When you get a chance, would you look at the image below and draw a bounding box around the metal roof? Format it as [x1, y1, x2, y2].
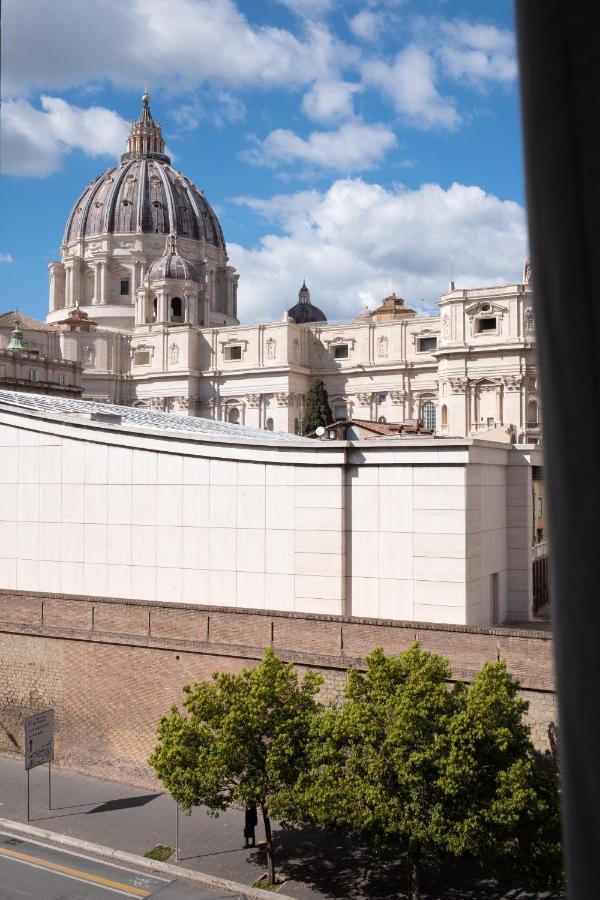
[0, 390, 311, 443]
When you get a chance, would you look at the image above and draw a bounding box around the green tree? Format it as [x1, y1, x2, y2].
[148, 649, 323, 886]
[302, 378, 333, 433]
[438, 661, 563, 891]
[278, 645, 562, 900]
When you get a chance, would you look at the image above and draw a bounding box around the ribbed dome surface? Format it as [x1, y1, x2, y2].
[64, 159, 225, 247]
[287, 301, 327, 324]
[146, 235, 200, 283]
[287, 281, 327, 323]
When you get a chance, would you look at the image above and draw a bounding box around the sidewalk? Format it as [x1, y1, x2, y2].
[0, 755, 559, 899]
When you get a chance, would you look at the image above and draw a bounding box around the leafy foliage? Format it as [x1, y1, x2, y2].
[303, 378, 333, 433]
[277, 645, 563, 898]
[148, 648, 323, 884]
[149, 643, 563, 897]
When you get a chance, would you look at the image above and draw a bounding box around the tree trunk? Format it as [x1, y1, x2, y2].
[261, 805, 275, 886]
[406, 850, 421, 900]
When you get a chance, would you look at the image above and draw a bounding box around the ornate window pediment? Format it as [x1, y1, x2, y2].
[323, 335, 356, 350]
[465, 300, 507, 319]
[219, 336, 249, 351]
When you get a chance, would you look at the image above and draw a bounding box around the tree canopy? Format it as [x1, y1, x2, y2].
[148, 648, 322, 885]
[276, 645, 563, 899]
[150, 644, 562, 897]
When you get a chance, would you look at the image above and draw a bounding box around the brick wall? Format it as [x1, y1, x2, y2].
[0, 590, 557, 784]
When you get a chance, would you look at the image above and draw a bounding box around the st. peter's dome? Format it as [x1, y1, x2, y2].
[63, 94, 225, 248]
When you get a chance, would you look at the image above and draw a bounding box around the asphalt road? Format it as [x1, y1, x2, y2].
[0, 831, 242, 900]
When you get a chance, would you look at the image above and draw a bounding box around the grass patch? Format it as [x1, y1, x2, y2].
[252, 875, 282, 892]
[144, 844, 174, 862]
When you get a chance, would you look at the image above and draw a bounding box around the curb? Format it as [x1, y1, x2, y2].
[0, 817, 295, 900]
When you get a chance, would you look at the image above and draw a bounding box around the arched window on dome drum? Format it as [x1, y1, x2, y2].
[422, 400, 436, 431]
[265, 418, 274, 431]
[170, 297, 183, 322]
[152, 297, 157, 323]
[228, 407, 240, 425]
[441, 404, 448, 428]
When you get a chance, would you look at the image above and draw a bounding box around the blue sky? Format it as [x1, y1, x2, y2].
[0, 0, 527, 324]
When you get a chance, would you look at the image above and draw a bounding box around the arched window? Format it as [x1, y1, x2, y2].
[228, 407, 240, 424]
[265, 417, 274, 431]
[527, 400, 539, 424]
[170, 297, 183, 321]
[294, 418, 300, 435]
[152, 297, 157, 322]
[422, 400, 436, 431]
[441, 404, 448, 427]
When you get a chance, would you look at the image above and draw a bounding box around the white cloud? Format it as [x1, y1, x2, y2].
[439, 20, 517, 86]
[241, 121, 397, 175]
[301, 80, 361, 124]
[229, 179, 527, 324]
[0, 253, 14, 264]
[2, 0, 346, 97]
[272, 0, 335, 17]
[1, 97, 129, 176]
[362, 46, 461, 129]
[348, 10, 382, 42]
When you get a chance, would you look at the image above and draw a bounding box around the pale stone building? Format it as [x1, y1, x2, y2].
[0, 312, 82, 398]
[40, 94, 539, 444]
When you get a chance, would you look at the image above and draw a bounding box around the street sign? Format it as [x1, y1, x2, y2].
[24, 709, 54, 771]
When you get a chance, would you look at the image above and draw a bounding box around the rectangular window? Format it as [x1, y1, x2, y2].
[30, 369, 39, 382]
[120, 279, 130, 296]
[224, 345, 242, 361]
[333, 344, 349, 359]
[0, 366, 5, 378]
[417, 336, 438, 353]
[334, 404, 347, 420]
[477, 317, 497, 332]
[134, 351, 151, 366]
[377, 392, 387, 402]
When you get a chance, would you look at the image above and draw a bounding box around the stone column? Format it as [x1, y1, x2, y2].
[496, 386, 503, 424]
[158, 290, 169, 323]
[469, 385, 477, 432]
[99, 261, 109, 304]
[64, 263, 73, 308]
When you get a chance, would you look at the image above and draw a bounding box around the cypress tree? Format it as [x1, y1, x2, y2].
[303, 379, 333, 433]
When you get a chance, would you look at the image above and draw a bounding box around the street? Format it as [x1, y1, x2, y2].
[0, 831, 241, 900]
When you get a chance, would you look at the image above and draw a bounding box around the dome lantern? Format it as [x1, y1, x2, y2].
[123, 92, 169, 163]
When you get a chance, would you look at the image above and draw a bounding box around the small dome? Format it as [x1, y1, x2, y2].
[146, 234, 199, 283]
[287, 281, 327, 324]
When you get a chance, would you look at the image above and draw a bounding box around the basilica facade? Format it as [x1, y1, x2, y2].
[43, 95, 539, 443]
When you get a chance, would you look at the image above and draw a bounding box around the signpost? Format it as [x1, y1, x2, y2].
[24, 709, 54, 821]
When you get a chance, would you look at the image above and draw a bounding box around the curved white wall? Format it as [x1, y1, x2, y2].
[0, 403, 537, 625]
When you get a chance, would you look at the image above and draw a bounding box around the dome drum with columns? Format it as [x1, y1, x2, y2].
[47, 94, 237, 331]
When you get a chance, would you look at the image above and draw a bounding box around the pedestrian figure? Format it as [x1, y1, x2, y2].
[244, 802, 257, 848]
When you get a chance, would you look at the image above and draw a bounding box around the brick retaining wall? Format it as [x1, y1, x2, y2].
[0, 590, 557, 783]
